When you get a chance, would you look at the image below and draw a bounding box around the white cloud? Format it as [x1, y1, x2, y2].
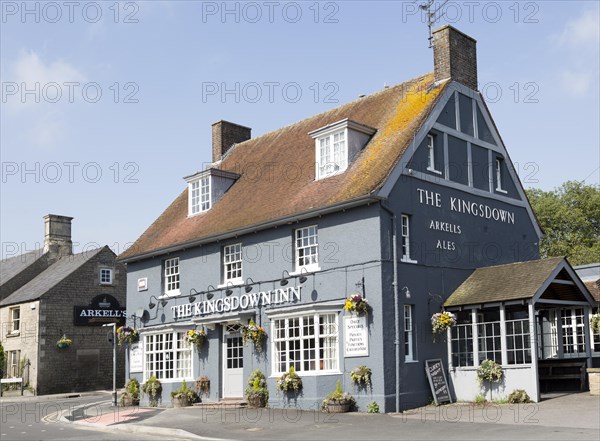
[554, 5, 600, 97]
[2, 51, 86, 149]
[556, 5, 600, 49]
[559, 70, 594, 97]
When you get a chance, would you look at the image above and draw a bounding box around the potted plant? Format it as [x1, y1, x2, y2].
[344, 294, 369, 315]
[185, 329, 207, 350]
[276, 366, 303, 394]
[350, 365, 372, 389]
[245, 369, 269, 408]
[120, 378, 140, 406]
[56, 335, 72, 349]
[170, 380, 199, 408]
[477, 359, 503, 400]
[142, 375, 162, 407]
[117, 326, 139, 347]
[431, 311, 456, 334]
[321, 380, 355, 413]
[195, 375, 210, 399]
[241, 320, 267, 352]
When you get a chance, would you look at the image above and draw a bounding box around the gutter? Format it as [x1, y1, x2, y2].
[379, 199, 401, 413]
[120, 195, 379, 264]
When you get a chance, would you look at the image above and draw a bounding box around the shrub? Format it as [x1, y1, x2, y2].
[507, 389, 532, 404]
[170, 379, 199, 403]
[367, 401, 379, 413]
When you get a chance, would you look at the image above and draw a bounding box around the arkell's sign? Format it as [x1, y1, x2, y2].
[74, 294, 126, 326]
[171, 286, 302, 319]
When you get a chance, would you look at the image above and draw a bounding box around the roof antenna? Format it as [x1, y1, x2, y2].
[420, 0, 449, 48]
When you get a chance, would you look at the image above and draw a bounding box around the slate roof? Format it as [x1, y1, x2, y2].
[1, 250, 45, 285]
[444, 257, 567, 307]
[120, 73, 448, 262]
[0, 247, 104, 307]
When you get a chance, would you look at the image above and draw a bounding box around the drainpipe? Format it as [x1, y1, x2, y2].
[381, 202, 400, 413]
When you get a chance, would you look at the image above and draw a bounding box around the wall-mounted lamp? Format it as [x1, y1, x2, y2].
[298, 268, 309, 284]
[280, 270, 291, 286]
[401, 286, 411, 299]
[189, 288, 199, 303]
[245, 278, 255, 293]
[205, 285, 216, 300]
[225, 281, 235, 296]
[148, 295, 168, 310]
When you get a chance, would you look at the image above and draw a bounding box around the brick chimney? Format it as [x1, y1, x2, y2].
[43, 214, 73, 257]
[433, 25, 478, 90]
[211, 120, 251, 163]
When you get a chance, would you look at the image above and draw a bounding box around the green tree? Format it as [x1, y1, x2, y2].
[0, 342, 5, 378]
[526, 181, 600, 266]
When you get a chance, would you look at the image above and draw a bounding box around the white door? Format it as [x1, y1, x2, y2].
[223, 325, 244, 398]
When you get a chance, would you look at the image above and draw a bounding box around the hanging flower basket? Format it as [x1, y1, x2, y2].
[431, 311, 456, 334]
[185, 329, 207, 349]
[350, 365, 372, 388]
[276, 366, 303, 394]
[241, 320, 267, 352]
[591, 312, 600, 335]
[116, 326, 139, 347]
[344, 294, 369, 316]
[56, 335, 72, 349]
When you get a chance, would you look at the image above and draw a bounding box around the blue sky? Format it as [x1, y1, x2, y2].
[1, 0, 599, 258]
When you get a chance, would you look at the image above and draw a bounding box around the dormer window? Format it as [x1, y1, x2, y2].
[318, 130, 347, 178]
[309, 119, 376, 181]
[190, 176, 211, 215]
[184, 169, 239, 217]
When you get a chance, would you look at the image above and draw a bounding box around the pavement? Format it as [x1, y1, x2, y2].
[5, 390, 599, 440]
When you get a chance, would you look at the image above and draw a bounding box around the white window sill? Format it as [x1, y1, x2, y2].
[217, 280, 244, 289]
[290, 267, 320, 276]
[495, 188, 508, 194]
[161, 290, 181, 299]
[7, 331, 20, 337]
[405, 359, 419, 363]
[269, 370, 342, 379]
[427, 167, 443, 175]
[400, 257, 418, 264]
[187, 210, 209, 218]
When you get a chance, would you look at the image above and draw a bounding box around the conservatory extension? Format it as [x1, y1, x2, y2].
[443, 257, 599, 402]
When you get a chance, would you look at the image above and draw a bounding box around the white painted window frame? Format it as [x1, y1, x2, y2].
[164, 257, 180, 296]
[271, 312, 340, 376]
[9, 306, 20, 334]
[223, 243, 243, 284]
[404, 305, 415, 361]
[316, 129, 348, 180]
[400, 214, 417, 263]
[99, 268, 113, 285]
[426, 134, 442, 174]
[143, 331, 192, 382]
[295, 225, 320, 272]
[495, 158, 507, 194]
[188, 176, 211, 216]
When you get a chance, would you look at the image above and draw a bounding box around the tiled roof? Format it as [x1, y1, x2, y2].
[0, 247, 104, 307]
[444, 257, 566, 307]
[0, 250, 45, 285]
[585, 281, 600, 303]
[121, 73, 447, 261]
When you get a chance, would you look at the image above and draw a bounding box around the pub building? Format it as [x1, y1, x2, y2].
[120, 26, 597, 411]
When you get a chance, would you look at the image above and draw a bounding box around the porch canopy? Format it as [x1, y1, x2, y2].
[444, 257, 596, 369]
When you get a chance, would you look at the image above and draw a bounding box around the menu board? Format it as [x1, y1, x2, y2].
[425, 359, 452, 405]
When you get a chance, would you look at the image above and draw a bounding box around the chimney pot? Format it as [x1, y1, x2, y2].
[43, 214, 73, 257]
[433, 25, 478, 90]
[212, 120, 251, 163]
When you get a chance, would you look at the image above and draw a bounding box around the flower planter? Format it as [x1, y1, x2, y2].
[56, 342, 70, 349]
[247, 395, 267, 408]
[325, 402, 351, 413]
[121, 395, 140, 406]
[171, 396, 191, 408]
[587, 368, 600, 396]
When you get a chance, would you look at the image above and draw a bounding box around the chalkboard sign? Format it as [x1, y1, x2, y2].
[425, 359, 452, 406]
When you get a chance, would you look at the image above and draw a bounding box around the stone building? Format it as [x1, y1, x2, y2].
[0, 215, 126, 395]
[120, 26, 596, 410]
